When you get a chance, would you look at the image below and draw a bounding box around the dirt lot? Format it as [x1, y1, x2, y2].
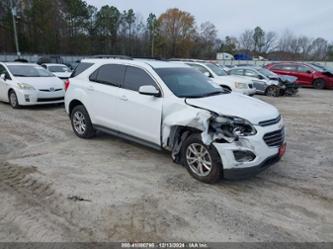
[0, 88, 332, 242]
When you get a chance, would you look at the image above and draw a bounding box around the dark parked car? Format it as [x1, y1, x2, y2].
[265, 62, 333, 89]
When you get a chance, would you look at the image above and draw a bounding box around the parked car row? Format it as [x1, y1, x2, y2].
[265, 62, 333, 89]
[0, 57, 287, 183]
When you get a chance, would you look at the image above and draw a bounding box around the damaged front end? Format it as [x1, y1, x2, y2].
[278, 75, 299, 96]
[163, 106, 257, 162]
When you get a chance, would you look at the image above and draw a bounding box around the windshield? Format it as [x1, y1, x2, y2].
[310, 64, 326, 72]
[48, 65, 71, 73]
[7, 65, 54, 77]
[204, 63, 227, 76]
[257, 68, 278, 78]
[155, 67, 226, 98]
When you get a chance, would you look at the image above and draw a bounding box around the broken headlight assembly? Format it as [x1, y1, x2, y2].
[212, 115, 257, 140]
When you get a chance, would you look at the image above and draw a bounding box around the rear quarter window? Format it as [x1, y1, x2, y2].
[71, 63, 93, 77]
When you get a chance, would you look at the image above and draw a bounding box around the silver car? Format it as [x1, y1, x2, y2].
[228, 66, 298, 97]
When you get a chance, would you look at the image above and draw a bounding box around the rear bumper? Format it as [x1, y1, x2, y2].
[223, 154, 281, 180]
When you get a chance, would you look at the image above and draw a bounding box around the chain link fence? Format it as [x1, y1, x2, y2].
[1, 53, 333, 68]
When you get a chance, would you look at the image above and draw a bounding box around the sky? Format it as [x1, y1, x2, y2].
[85, 0, 333, 41]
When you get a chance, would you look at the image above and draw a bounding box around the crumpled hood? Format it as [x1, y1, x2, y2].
[186, 93, 280, 125]
[15, 76, 64, 90]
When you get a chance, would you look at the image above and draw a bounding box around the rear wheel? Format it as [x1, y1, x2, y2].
[181, 134, 222, 183]
[313, 79, 326, 89]
[70, 105, 95, 138]
[265, 86, 280, 97]
[8, 90, 20, 109]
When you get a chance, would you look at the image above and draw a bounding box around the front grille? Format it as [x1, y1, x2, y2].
[263, 128, 285, 147]
[37, 97, 64, 102]
[259, 115, 281, 127]
[39, 88, 63, 92]
[249, 84, 253, 89]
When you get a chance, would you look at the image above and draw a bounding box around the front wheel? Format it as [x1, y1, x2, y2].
[9, 90, 20, 109]
[181, 134, 222, 183]
[70, 105, 95, 138]
[313, 79, 326, 89]
[265, 86, 280, 97]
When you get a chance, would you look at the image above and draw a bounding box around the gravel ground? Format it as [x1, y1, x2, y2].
[0, 88, 332, 242]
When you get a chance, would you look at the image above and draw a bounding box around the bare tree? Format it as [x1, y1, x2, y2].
[309, 38, 328, 60]
[239, 29, 254, 51]
[262, 31, 277, 53]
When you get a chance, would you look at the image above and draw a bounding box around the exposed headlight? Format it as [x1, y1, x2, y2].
[278, 82, 286, 88]
[235, 82, 248, 89]
[213, 115, 257, 137]
[17, 83, 35, 90]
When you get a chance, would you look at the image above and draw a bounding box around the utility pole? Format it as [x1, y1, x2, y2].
[9, 0, 20, 58]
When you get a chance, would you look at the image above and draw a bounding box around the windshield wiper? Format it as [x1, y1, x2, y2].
[184, 91, 224, 98]
[14, 74, 29, 77]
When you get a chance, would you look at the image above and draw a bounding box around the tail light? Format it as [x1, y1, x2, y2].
[64, 79, 70, 91]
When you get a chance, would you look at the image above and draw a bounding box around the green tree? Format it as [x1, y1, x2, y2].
[96, 5, 121, 53]
[147, 13, 157, 56]
[253, 26, 265, 53]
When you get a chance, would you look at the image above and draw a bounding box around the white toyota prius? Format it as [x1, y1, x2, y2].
[0, 62, 65, 108]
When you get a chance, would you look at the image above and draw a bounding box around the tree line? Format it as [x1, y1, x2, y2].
[0, 0, 332, 61]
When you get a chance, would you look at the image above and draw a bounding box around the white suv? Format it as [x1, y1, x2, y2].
[178, 61, 256, 96]
[65, 58, 286, 183]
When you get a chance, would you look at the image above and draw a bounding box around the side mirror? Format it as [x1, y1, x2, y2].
[203, 72, 211, 78]
[0, 73, 6, 81]
[41, 65, 47, 69]
[306, 70, 312, 74]
[257, 75, 265, 80]
[138, 85, 161, 97]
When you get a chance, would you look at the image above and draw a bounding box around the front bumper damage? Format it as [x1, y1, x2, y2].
[162, 105, 285, 179]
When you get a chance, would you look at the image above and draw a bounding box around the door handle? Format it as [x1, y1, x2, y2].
[87, 85, 94, 91]
[120, 95, 128, 101]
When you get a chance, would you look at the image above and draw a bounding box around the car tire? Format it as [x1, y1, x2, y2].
[181, 133, 222, 183]
[8, 90, 20, 109]
[265, 86, 280, 97]
[71, 105, 95, 138]
[313, 79, 326, 89]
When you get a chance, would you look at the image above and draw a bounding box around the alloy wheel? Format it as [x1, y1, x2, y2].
[10, 92, 18, 107]
[73, 111, 86, 135]
[186, 143, 212, 177]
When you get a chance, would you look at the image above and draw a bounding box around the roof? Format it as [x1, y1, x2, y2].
[233, 66, 262, 70]
[81, 58, 189, 69]
[42, 63, 68, 67]
[4, 62, 39, 66]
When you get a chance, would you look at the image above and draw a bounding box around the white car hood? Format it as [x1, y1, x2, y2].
[53, 72, 71, 78]
[186, 93, 279, 124]
[15, 77, 64, 90]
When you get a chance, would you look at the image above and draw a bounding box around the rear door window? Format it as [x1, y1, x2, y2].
[244, 70, 258, 78]
[122, 66, 158, 92]
[230, 69, 244, 76]
[91, 64, 126, 87]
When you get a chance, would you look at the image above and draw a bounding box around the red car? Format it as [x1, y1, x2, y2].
[265, 62, 333, 89]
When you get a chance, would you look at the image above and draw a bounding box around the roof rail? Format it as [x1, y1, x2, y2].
[134, 56, 167, 61]
[90, 55, 133, 60]
[168, 58, 206, 62]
